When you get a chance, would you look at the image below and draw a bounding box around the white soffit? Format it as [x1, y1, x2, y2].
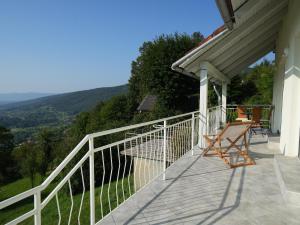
[174, 0, 288, 79]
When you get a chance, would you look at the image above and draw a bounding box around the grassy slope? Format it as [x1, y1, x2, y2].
[0, 176, 134, 225]
[0, 176, 43, 201]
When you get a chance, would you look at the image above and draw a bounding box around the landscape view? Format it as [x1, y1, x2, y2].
[0, 1, 276, 224]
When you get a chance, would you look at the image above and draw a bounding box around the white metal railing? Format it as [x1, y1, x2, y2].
[207, 105, 222, 135]
[0, 110, 205, 225]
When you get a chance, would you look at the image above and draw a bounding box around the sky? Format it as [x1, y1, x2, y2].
[0, 0, 273, 94]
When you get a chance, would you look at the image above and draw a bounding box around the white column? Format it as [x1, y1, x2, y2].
[280, 36, 300, 157]
[221, 82, 227, 126]
[198, 67, 208, 148]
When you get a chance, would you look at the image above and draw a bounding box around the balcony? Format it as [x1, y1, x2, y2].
[99, 136, 300, 225]
[1, 106, 299, 225]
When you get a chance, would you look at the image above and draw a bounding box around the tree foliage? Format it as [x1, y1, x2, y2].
[129, 32, 204, 117]
[0, 126, 17, 185]
[13, 142, 41, 187]
[36, 129, 57, 179]
[228, 60, 274, 104]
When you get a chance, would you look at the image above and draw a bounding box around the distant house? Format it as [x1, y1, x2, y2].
[137, 95, 157, 112]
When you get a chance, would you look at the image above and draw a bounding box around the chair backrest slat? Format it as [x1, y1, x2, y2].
[252, 107, 262, 123]
[237, 106, 247, 119]
[219, 122, 252, 140]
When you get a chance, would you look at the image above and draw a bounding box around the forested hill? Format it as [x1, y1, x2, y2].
[0, 84, 128, 142]
[0, 84, 128, 114]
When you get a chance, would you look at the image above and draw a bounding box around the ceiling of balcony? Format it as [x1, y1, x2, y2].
[172, 0, 288, 80]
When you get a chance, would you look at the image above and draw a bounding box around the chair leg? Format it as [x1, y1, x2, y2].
[223, 136, 255, 168]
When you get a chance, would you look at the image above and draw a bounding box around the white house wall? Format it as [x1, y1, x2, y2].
[275, 0, 300, 156]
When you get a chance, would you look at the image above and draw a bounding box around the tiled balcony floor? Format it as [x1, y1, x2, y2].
[98, 136, 300, 225]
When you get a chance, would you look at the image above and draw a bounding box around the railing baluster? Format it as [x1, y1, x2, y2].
[108, 147, 113, 212]
[34, 189, 41, 225]
[148, 134, 153, 183]
[89, 137, 95, 225]
[128, 139, 133, 196]
[116, 144, 121, 206]
[55, 193, 61, 225]
[122, 142, 126, 202]
[78, 166, 85, 225]
[191, 114, 195, 154]
[180, 122, 183, 156]
[163, 120, 167, 180]
[67, 179, 73, 225]
[133, 138, 137, 192]
[100, 150, 105, 218]
[153, 132, 158, 178]
[144, 135, 147, 185]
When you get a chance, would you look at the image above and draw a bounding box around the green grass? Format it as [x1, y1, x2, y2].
[0, 176, 134, 225]
[0, 176, 41, 202]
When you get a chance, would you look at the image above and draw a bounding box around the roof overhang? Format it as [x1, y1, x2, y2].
[172, 0, 288, 81]
[215, 0, 235, 30]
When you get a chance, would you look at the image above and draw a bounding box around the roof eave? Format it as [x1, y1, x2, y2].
[171, 28, 229, 78]
[215, 0, 235, 30]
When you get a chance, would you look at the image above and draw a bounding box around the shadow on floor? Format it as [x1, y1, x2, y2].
[123, 153, 247, 225]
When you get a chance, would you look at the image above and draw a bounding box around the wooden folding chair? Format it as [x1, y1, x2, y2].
[202, 122, 255, 168]
[260, 106, 274, 134]
[235, 106, 248, 122]
[250, 107, 263, 135]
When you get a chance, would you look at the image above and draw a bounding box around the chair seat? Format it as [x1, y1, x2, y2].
[203, 122, 255, 168]
[236, 118, 251, 122]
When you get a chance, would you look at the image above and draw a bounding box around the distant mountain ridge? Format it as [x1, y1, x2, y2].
[0, 93, 54, 105]
[0, 92, 55, 104]
[0, 84, 128, 143]
[0, 85, 128, 113]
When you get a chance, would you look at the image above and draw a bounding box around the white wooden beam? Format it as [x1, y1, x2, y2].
[200, 61, 230, 84]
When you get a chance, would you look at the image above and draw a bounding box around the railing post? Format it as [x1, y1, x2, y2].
[163, 120, 167, 180]
[191, 113, 195, 155]
[222, 82, 227, 126]
[89, 136, 95, 225]
[34, 189, 41, 225]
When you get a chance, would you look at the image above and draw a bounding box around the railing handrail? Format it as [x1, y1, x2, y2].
[227, 104, 272, 108]
[0, 110, 200, 212]
[90, 110, 200, 138]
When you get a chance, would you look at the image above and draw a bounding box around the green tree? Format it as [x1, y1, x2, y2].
[13, 142, 41, 187]
[36, 129, 56, 179]
[0, 126, 17, 185]
[227, 75, 256, 104]
[128, 32, 204, 118]
[227, 60, 274, 105]
[244, 60, 274, 104]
